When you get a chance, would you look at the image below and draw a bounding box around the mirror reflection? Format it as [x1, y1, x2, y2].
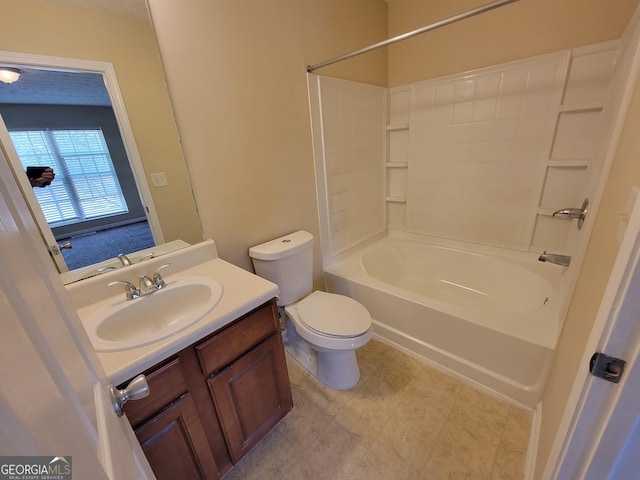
[0, 0, 204, 284]
[0, 68, 155, 272]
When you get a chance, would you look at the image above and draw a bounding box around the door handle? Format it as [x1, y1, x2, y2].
[110, 374, 150, 417]
[553, 198, 589, 230]
[48, 242, 71, 256]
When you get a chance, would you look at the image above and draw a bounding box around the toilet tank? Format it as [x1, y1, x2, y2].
[249, 231, 314, 306]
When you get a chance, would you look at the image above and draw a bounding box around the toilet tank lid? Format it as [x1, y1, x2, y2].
[249, 230, 314, 260]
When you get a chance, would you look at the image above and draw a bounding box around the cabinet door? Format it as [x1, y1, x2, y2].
[208, 334, 293, 462]
[123, 357, 188, 427]
[135, 393, 220, 480]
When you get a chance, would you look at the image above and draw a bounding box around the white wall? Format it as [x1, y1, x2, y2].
[309, 76, 387, 259]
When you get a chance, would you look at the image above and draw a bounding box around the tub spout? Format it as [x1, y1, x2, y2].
[538, 251, 571, 267]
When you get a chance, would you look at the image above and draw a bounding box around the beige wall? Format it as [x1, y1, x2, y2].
[147, 0, 388, 279]
[534, 44, 640, 479]
[0, 0, 202, 245]
[388, 0, 640, 86]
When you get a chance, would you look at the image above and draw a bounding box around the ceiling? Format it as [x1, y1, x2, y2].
[0, 68, 112, 107]
[0, 0, 150, 106]
[45, 0, 149, 22]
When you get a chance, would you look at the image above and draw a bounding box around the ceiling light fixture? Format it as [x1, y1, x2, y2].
[0, 67, 22, 84]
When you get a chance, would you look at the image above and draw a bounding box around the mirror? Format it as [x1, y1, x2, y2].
[0, 0, 204, 283]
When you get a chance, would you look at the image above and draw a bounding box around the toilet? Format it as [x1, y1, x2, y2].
[249, 230, 372, 390]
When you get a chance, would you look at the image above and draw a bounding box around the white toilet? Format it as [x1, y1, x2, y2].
[249, 230, 372, 390]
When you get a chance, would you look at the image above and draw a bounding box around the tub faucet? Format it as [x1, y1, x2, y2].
[538, 251, 571, 267]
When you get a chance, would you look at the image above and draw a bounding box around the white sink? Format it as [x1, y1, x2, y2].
[84, 276, 223, 352]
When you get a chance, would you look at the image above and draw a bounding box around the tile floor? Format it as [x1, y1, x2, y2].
[223, 339, 532, 480]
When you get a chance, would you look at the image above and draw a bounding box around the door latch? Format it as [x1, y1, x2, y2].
[589, 352, 626, 384]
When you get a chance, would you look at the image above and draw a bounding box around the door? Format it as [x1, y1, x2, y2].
[553, 191, 640, 479]
[0, 134, 154, 478]
[0, 113, 69, 272]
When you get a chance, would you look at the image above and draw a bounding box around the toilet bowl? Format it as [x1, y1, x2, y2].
[249, 231, 372, 390]
[284, 291, 372, 389]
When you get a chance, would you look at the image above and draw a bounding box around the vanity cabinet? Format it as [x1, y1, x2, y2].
[121, 299, 293, 479]
[205, 334, 292, 462]
[135, 392, 220, 479]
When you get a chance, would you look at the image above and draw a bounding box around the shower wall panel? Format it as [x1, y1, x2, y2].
[316, 77, 386, 255]
[405, 53, 568, 250]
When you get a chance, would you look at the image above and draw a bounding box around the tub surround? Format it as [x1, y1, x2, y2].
[309, 41, 619, 413]
[66, 239, 279, 385]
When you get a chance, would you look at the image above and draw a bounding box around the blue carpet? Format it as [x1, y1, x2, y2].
[60, 221, 155, 270]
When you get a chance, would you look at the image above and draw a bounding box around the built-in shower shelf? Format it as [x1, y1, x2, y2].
[386, 123, 410, 131]
[386, 195, 407, 203]
[547, 159, 589, 168]
[558, 102, 603, 113]
[386, 162, 408, 168]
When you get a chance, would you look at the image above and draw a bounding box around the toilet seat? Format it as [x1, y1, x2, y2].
[295, 291, 371, 338]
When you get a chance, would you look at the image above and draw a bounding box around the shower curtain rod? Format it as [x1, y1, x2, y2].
[306, 0, 520, 73]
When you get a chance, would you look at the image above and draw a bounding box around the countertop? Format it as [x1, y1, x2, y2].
[66, 239, 279, 386]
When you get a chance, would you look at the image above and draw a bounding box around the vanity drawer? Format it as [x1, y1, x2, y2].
[196, 302, 278, 377]
[122, 356, 189, 427]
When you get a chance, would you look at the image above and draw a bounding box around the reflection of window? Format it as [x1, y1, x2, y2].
[10, 129, 128, 226]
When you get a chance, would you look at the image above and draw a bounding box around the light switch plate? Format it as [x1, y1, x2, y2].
[151, 172, 168, 187]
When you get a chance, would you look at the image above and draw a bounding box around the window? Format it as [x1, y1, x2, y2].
[10, 129, 128, 226]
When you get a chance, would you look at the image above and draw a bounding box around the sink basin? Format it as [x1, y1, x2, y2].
[85, 275, 223, 352]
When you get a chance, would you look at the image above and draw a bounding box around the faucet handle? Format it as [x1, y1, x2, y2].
[552, 198, 589, 230]
[138, 252, 155, 262]
[153, 263, 172, 289]
[107, 280, 140, 300]
[97, 265, 117, 273]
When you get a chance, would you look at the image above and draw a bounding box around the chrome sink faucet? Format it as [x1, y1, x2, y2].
[138, 274, 158, 296]
[107, 263, 172, 300]
[117, 253, 132, 266]
[538, 251, 571, 267]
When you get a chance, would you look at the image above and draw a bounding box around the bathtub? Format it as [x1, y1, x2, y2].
[324, 234, 564, 407]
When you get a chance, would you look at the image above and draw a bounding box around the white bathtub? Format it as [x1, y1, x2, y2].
[324, 234, 564, 407]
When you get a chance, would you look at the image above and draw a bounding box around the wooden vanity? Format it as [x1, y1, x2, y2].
[120, 299, 292, 479]
[66, 240, 293, 479]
